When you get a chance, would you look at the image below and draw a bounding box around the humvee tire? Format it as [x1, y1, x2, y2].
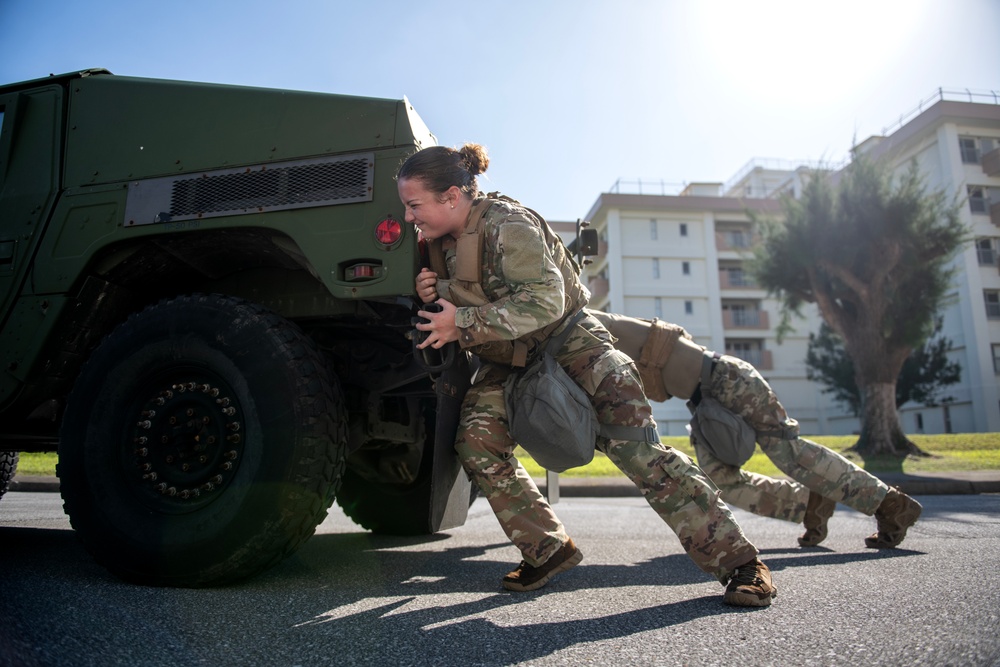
[0, 452, 18, 501]
[336, 464, 481, 536]
[336, 444, 438, 536]
[58, 294, 347, 587]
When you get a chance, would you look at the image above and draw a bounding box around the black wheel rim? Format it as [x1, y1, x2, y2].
[120, 366, 246, 514]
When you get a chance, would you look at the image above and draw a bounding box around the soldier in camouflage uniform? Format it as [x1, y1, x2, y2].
[593, 311, 923, 550]
[398, 143, 776, 607]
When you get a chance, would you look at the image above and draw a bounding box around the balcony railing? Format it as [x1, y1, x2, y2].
[725, 349, 773, 370]
[715, 231, 754, 251]
[719, 271, 758, 289]
[723, 310, 770, 329]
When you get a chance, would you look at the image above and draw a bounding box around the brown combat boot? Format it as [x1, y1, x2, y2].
[864, 486, 922, 549]
[502, 538, 583, 592]
[723, 558, 777, 607]
[797, 491, 837, 547]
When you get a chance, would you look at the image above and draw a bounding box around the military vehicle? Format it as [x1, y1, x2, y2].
[0, 69, 473, 586]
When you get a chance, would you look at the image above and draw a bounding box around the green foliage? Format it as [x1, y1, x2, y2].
[806, 318, 962, 416]
[749, 153, 969, 455]
[750, 156, 968, 351]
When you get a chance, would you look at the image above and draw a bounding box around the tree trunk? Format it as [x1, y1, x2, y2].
[854, 381, 926, 458]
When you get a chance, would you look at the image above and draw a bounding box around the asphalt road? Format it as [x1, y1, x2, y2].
[2, 491, 999, 667]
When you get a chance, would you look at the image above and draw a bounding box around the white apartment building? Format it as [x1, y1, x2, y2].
[565, 89, 1000, 436]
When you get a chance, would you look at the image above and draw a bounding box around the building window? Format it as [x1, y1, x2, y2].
[652, 258, 660, 279]
[993, 344, 1000, 373]
[986, 290, 1000, 318]
[685, 300, 693, 315]
[682, 261, 690, 276]
[960, 137, 981, 163]
[650, 219, 658, 240]
[721, 229, 752, 249]
[977, 238, 998, 266]
[725, 340, 765, 367]
[654, 297, 663, 319]
[680, 223, 688, 237]
[915, 413, 924, 433]
[724, 265, 754, 287]
[969, 186, 988, 214]
[943, 406, 953, 434]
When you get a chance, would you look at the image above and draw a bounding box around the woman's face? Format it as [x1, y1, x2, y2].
[398, 177, 463, 241]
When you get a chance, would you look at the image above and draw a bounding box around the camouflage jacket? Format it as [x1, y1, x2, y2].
[431, 195, 589, 366]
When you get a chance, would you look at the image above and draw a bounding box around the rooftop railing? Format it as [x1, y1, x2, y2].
[879, 88, 1000, 137]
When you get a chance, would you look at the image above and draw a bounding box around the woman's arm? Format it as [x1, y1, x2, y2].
[455, 217, 566, 348]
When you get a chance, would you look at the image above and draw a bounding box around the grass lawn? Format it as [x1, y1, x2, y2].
[13, 433, 1000, 479]
[516, 433, 1000, 479]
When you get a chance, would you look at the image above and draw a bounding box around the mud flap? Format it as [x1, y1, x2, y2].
[427, 347, 474, 532]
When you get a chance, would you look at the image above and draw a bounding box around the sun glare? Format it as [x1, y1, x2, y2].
[695, 0, 927, 104]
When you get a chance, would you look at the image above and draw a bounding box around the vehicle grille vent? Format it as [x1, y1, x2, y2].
[123, 152, 375, 226]
[170, 157, 371, 217]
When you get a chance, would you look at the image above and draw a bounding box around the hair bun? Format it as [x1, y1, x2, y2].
[460, 143, 489, 177]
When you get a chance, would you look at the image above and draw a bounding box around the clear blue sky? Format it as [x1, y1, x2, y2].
[2, 0, 998, 221]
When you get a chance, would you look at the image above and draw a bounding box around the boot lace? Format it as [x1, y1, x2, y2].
[729, 560, 763, 587]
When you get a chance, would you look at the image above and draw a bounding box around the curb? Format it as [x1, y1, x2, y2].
[10, 471, 1000, 497]
[8, 476, 60, 493]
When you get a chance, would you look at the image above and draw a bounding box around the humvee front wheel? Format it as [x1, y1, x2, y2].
[59, 294, 346, 587]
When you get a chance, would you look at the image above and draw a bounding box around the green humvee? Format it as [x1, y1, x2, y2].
[0, 69, 472, 586]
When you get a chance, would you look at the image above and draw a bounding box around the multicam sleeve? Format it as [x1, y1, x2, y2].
[454, 215, 566, 347]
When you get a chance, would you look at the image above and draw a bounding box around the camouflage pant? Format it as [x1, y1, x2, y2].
[456, 315, 759, 584]
[692, 355, 889, 523]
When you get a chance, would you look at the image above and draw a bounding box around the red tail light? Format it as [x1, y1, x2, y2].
[375, 218, 402, 245]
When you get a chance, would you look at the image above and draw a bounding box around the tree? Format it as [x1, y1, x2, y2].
[805, 319, 962, 417]
[751, 154, 967, 457]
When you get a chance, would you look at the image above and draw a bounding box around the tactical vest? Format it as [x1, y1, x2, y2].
[589, 311, 703, 402]
[424, 193, 589, 367]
